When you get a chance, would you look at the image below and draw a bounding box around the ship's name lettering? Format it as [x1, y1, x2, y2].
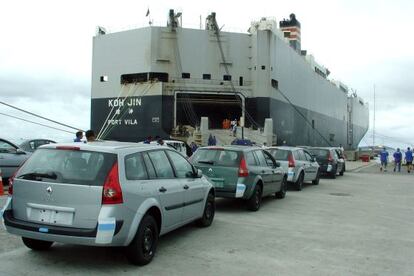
[108, 98, 142, 108]
[107, 119, 138, 125]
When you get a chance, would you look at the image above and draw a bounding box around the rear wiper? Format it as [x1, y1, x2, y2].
[198, 160, 215, 165]
[18, 172, 58, 180]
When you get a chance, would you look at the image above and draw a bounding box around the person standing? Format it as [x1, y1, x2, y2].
[379, 147, 389, 172]
[85, 130, 96, 142]
[393, 148, 402, 172]
[405, 147, 413, 173]
[74, 131, 83, 142]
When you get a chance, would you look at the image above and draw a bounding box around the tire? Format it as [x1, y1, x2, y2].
[126, 215, 159, 266]
[294, 172, 304, 191]
[22, 237, 53, 251]
[312, 170, 320, 185]
[275, 176, 287, 199]
[339, 169, 344, 176]
[330, 167, 337, 179]
[197, 193, 215, 227]
[247, 184, 262, 211]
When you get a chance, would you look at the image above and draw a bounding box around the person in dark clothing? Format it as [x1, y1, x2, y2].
[208, 134, 214, 146]
[85, 130, 96, 142]
[190, 142, 198, 153]
[393, 148, 402, 172]
[379, 147, 389, 172]
[74, 131, 83, 142]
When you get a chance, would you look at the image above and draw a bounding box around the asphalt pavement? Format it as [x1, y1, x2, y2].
[1, 166, 413, 275]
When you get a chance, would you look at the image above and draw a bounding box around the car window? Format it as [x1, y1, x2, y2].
[297, 150, 307, 161]
[308, 149, 329, 158]
[167, 150, 194, 178]
[332, 150, 339, 159]
[16, 148, 116, 186]
[143, 153, 157, 179]
[269, 149, 289, 161]
[293, 150, 300, 161]
[0, 140, 17, 153]
[148, 150, 175, 179]
[263, 151, 276, 167]
[125, 152, 148, 180]
[254, 150, 268, 167]
[29, 141, 36, 150]
[245, 152, 257, 166]
[304, 151, 313, 161]
[191, 149, 240, 167]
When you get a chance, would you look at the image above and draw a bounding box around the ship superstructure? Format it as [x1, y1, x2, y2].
[91, 10, 369, 149]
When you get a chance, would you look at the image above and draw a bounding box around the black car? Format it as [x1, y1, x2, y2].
[307, 147, 344, 178]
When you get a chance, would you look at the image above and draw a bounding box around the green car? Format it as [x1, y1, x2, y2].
[190, 146, 287, 211]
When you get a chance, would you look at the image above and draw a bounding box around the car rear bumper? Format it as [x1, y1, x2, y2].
[216, 183, 248, 199]
[3, 210, 124, 246]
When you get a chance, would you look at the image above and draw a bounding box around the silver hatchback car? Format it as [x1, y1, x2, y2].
[1, 141, 215, 265]
[267, 146, 320, 191]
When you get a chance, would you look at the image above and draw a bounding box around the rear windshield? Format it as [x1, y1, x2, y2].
[16, 148, 117, 186]
[191, 149, 241, 167]
[308, 149, 329, 158]
[269, 149, 289, 161]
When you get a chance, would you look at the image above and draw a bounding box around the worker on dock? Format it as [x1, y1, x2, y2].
[379, 147, 389, 172]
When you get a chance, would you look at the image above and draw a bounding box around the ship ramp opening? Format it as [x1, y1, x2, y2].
[176, 93, 243, 129]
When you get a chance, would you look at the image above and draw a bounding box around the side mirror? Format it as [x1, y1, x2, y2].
[197, 169, 203, 178]
[16, 149, 26, 155]
[275, 161, 281, 167]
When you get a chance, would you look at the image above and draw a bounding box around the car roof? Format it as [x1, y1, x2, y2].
[39, 140, 163, 153]
[199, 145, 260, 152]
[267, 146, 302, 151]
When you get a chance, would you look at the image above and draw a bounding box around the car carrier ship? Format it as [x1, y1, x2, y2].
[90, 10, 369, 149]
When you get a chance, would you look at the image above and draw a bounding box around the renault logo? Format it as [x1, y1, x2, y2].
[208, 168, 213, 172]
[46, 186, 53, 194]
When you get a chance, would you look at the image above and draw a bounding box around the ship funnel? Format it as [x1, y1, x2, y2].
[279, 13, 301, 54]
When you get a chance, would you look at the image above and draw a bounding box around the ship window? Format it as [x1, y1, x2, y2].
[149, 72, 169, 82]
[254, 66, 256, 70]
[329, 133, 335, 142]
[121, 73, 147, 84]
[239, 77, 243, 86]
[203, 74, 211, 80]
[312, 120, 315, 129]
[284, 31, 290, 38]
[271, 79, 279, 89]
[223, 75, 232, 81]
[100, 76, 108, 82]
[182, 73, 190, 79]
[261, 65, 266, 70]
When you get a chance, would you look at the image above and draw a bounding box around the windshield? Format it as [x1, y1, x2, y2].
[191, 149, 241, 167]
[269, 149, 289, 161]
[17, 148, 117, 186]
[307, 149, 329, 158]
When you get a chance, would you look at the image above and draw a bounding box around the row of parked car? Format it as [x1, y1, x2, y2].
[1, 139, 345, 266]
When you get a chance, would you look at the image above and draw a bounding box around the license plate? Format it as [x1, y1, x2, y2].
[30, 208, 73, 226]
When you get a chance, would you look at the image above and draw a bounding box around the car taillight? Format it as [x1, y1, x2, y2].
[102, 162, 123, 204]
[238, 157, 249, 177]
[328, 152, 333, 162]
[288, 153, 295, 168]
[8, 161, 26, 195]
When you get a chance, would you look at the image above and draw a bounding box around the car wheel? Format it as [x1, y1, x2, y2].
[330, 168, 337, 179]
[295, 172, 304, 191]
[22, 237, 53, 251]
[126, 215, 159, 266]
[197, 193, 215, 227]
[276, 176, 287, 199]
[247, 184, 262, 211]
[312, 170, 320, 185]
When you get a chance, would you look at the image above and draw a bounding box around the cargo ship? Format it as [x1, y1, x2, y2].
[90, 10, 369, 149]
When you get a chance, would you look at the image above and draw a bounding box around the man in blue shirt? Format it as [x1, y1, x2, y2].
[405, 147, 413, 173]
[74, 131, 83, 142]
[393, 148, 402, 172]
[379, 147, 389, 172]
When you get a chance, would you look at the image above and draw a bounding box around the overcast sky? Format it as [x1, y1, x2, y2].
[1, 0, 413, 148]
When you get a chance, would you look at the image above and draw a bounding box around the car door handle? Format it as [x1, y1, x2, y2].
[159, 187, 167, 193]
[183, 185, 189, 190]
